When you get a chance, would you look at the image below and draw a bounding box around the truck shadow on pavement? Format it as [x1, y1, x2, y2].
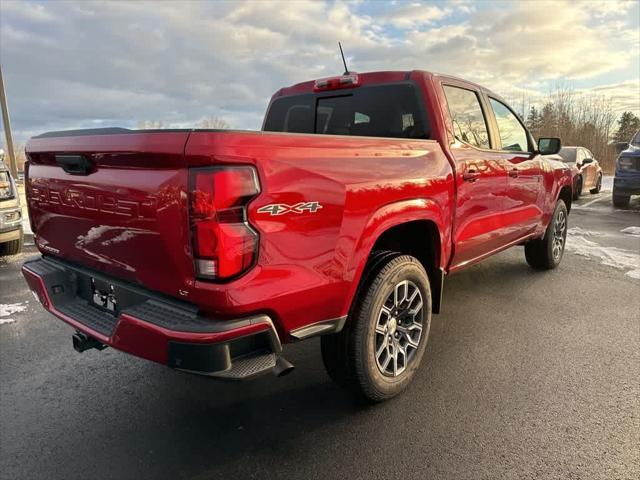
[79, 252, 547, 478]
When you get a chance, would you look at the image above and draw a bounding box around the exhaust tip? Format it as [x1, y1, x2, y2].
[273, 356, 295, 377]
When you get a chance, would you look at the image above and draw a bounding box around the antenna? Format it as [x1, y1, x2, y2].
[338, 42, 349, 75]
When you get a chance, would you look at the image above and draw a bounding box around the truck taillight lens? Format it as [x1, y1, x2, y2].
[189, 166, 260, 280]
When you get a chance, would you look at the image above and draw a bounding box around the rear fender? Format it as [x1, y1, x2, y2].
[342, 198, 448, 315]
[541, 166, 574, 231]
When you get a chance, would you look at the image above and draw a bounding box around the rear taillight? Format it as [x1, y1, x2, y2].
[189, 166, 260, 281]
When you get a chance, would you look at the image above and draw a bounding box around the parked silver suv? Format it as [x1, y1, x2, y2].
[0, 150, 23, 256]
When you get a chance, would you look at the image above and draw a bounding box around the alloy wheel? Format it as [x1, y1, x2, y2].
[552, 209, 567, 261]
[374, 280, 424, 377]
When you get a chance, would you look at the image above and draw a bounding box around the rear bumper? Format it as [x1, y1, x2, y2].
[613, 174, 640, 196]
[22, 256, 283, 379]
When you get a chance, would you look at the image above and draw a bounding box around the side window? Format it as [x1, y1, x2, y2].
[443, 85, 490, 149]
[489, 98, 529, 152]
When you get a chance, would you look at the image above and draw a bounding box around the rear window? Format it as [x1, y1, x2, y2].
[263, 83, 429, 139]
[558, 148, 577, 163]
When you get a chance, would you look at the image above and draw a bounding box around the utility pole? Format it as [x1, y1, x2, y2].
[0, 64, 18, 178]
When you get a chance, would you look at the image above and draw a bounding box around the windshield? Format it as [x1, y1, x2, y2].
[631, 130, 640, 145]
[263, 83, 430, 140]
[557, 147, 577, 162]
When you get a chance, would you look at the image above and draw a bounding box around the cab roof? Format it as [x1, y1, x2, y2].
[275, 69, 504, 102]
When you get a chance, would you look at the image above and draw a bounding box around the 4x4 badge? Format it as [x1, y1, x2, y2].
[257, 201, 323, 216]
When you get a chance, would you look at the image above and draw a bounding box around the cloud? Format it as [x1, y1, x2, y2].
[380, 3, 452, 29]
[0, 0, 638, 143]
[579, 80, 640, 114]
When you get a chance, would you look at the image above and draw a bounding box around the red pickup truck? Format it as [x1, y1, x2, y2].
[23, 70, 572, 401]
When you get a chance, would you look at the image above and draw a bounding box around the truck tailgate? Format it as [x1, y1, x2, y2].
[26, 130, 194, 299]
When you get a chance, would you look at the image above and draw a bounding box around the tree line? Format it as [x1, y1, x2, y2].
[511, 87, 638, 173]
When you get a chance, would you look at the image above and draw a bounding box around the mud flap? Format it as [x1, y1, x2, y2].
[431, 268, 444, 314]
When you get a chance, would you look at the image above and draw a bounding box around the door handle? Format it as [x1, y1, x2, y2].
[463, 171, 480, 182]
[56, 154, 94, 175]
[509, 168, 519, 178]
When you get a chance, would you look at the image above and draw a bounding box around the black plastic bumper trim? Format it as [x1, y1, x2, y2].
[289, 315, 347, 340]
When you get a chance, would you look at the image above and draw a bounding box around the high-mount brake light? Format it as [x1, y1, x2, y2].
[313, 74, 359, 92]
[189, 166, 260, 281]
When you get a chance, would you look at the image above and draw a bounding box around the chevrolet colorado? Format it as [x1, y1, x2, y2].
[22, 70, 572, 401]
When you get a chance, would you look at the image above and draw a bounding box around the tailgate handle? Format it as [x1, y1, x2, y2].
[56, 155, 94, 175]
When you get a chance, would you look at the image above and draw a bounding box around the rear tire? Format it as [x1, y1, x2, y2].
[573, 177, 582, 200]
[589, 174, 602, 194]
[0, 232, 24, 257]
[525, 200, 568, 270]
[321, 253, 432, 402]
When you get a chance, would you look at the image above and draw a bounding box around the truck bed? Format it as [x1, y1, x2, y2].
[26, 128, 453, 330]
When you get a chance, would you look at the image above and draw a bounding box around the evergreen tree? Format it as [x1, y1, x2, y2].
[613, 111, 640, 143]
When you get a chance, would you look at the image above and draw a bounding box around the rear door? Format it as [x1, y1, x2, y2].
[485, 96, 543, 240]
[442, 84, 509, 269]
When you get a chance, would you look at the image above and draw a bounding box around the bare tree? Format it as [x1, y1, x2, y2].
[198, 116, 231, 129]
[525, 87, 618, 173]
[136, 120, 168, 129]
[14, 143, 26, 172]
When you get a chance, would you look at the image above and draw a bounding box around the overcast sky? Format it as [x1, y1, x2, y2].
[1, 0, 639, 143]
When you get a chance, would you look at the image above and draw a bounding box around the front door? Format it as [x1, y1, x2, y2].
[487, 97, 543, 240]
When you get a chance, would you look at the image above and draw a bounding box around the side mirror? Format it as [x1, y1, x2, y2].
[537, 137, 561, 155]
[582, 158, 594, 164]
[615, 142, 628, 153]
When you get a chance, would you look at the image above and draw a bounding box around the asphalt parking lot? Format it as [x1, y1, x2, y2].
[1, 187, 639, 480]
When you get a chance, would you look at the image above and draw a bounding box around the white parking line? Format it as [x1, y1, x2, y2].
[579, 193, 610, 209]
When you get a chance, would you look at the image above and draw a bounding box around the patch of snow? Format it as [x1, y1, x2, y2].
[601, 175, 613, 192]
[566, 229, 640, 279]
[0, 302, 27, 322]
[620, 226, 640, 237]
[567, 227, 605, 237]
[22, 215, 33, 235]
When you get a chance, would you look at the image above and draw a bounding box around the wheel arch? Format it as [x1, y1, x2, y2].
[559, 184, 573, 213]
[343, 199, 448, 318]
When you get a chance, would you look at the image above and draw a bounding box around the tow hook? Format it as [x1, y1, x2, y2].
[72, 331, 107, 353]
